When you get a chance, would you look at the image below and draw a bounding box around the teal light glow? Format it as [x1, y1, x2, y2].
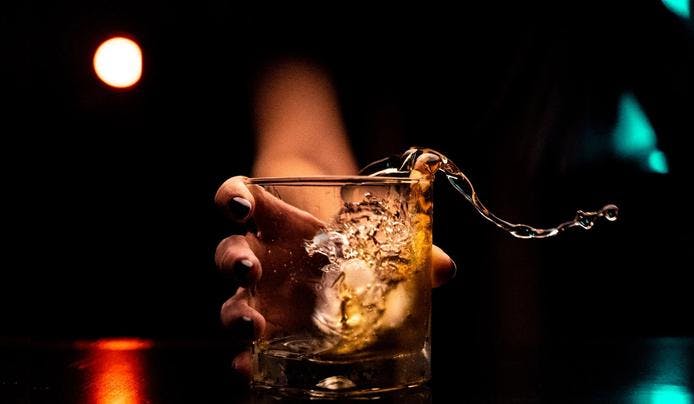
[631, 384, 692, 404]
[613, 94, 656, 156]
[648, 150, 670, 174]
[631, 339, 692, 403]
[662, 0, 690, 19]
[612, 93, 669, 174]
[652, 384, 692, 404]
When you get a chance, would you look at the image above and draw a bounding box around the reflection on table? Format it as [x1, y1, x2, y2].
[1, 337, 692, 403]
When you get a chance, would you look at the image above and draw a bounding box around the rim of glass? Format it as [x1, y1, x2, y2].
[246, 175, 420, 186]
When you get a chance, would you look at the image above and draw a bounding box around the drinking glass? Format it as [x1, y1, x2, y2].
[246, 176, 433, 398]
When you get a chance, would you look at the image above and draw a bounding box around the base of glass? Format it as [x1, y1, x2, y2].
[251, 344, 430, 398]
[252, 381, 430, 400]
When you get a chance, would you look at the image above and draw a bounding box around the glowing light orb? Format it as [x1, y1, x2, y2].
[93, 37, 143, 88]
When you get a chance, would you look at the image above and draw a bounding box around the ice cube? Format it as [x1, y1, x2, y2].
[379, 282, 410, 329]
[341, 259, 374, 296]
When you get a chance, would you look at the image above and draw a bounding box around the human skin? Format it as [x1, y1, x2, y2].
[215, 60, 457, 377]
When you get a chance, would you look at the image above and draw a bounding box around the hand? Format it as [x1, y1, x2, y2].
[215, 176, 458, 378]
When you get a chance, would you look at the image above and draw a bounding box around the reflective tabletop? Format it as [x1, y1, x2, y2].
[1, 337, 692, 403]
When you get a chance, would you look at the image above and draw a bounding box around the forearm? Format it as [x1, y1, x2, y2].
[252, 59, 358, 177]
[252, 154, 343, 177]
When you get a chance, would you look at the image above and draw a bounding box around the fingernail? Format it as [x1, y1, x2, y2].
[228, 197, 251, 220]
[241, 316, 254, 337]
[449, 259, 458, 280]
[232, 358, 239, 370]
[233, 259, 254, 283]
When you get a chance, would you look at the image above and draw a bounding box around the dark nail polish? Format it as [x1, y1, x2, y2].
[241, 316, 254, 337]
[233, 259, 253, 283]
[228, 197, 251, 220]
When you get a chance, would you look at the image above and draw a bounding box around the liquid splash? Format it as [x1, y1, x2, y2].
[361, 147, 618, 239]
[305, 193, 419, 354]
[302, 147, 618, 355]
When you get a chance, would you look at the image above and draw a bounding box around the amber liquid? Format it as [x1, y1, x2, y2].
[251, 181, 433, 397]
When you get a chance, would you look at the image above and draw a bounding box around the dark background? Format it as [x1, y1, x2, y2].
[2, 0, 693, 352]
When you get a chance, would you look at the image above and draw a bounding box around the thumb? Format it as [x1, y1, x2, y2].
[247, 184, 325, 241]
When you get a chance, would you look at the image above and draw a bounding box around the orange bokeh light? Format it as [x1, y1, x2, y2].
[75, 338, 154, 351]
[77, 338, 152, 404]
[93, 36, 143, 89]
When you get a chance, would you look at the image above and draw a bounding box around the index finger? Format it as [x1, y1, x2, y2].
[215, 176, 255, 223]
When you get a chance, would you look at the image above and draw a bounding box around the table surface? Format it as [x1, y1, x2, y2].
[1, 337, 692, 403]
